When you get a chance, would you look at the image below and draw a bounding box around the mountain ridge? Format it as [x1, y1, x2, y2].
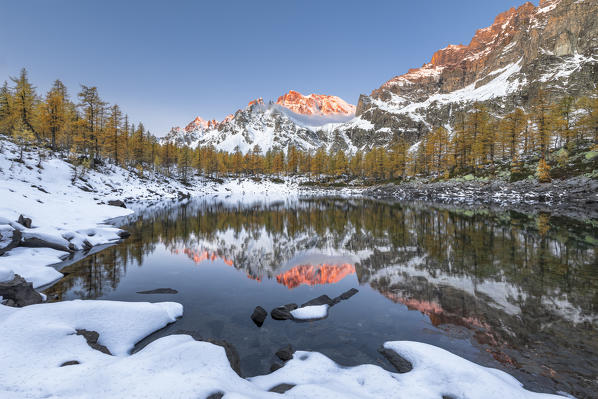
[165, 0, 597, 154]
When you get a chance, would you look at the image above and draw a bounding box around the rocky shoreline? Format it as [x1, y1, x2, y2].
[359, 176, 598, 220]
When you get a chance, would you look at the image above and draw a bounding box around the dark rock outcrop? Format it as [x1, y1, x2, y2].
[0, 274, 43, 307]
[60, 360, 80, 367]
[271, 303, 298, 320]
[117, 230, 131, 239]
[17, 215, 32, 228]
[301, 295, 334, 308]
[20, 232, 74, 253]
[76, 329, 112, 355]
[0, 225, 21, 256]
[107, 200, 126, 208]
[268, 383, 295, 394]
[136, 288, 178, 294]
[333, 288, 359, 304]
[378, 346, 413, 373]
[275, 344, 295, 361]
[250, 306, 267, 327]
[270, 362, 283, 372]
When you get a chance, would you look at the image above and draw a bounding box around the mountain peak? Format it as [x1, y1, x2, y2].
[276, 90, 356, 117]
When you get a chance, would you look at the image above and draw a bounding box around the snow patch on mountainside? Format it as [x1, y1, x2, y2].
[372, 59, 525, 121]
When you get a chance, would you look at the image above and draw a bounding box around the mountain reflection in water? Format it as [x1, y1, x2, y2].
[44, 198, 598, 398]
[276, 263, 355, 289]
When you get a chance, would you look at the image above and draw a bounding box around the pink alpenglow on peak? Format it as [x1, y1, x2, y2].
[276, 90, 356, 117]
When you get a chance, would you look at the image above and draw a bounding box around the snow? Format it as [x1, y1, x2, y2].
[0, 247, 66, 288]
[539, 52, 597, 84]
[0, 299, 566, 399]
[373, 59, 524, 120]
[0, 269, 14, 282]
[0, 138, 309, 288]
[291, 304, 329, 320]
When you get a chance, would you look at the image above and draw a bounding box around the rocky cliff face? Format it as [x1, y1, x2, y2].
[276, 90, 356, 117]
[166, 0, 597, 153]
[346, 0, 598, 149]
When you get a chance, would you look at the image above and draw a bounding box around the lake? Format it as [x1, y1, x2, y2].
[44, 197, 598, 398]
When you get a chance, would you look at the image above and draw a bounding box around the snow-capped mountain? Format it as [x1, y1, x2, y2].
[166, 0, 597, 153]
[164, 91, 357, 153]
[343, 0, 598, 149]
[276, 90, 356, 117]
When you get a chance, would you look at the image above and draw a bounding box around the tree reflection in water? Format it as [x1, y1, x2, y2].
[45, 198, 598, 398]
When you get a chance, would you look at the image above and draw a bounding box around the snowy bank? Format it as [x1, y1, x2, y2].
[0, 299, 566, 399]
[0, 140, 302, 288]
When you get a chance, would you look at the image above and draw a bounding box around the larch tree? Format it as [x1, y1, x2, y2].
[10, 68, 38, 141]
[0, 81, 13, 135]
[39, 80, 70, 150]
[77, 85, 105, 167]
[105, 104, 123, 163]
[531, 89, 553, 159]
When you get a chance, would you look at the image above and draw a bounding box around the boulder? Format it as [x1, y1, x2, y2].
[271, 303, 298, 320]
[107, 200, 126, 208]
[378, 346, 413, 373]
[0, 225, 21, 256]
[275, 344, 294, 361]
[301, 294, 334, 308]
[136, 288, 178, 294]
[20, 232, 73, 253]
[0, 274, 43, 307]
[17, 215, 32, 228]
[333, 288, 359, 304]
[250, 306, 267, 327]
[117, 230, 131, 239]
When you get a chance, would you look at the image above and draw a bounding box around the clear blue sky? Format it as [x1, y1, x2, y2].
[0, 0, 537, 135]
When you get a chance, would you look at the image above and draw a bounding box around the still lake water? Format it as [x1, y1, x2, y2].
[44, 197, 598, 398]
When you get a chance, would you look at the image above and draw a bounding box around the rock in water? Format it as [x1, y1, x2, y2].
[117, 230, 131, 239]
[378, 346, 413, 373]
[269, 362, 283, 372]
[333, 287, 359, 304]
[275, 344, 295, 361]
[301, 294, 334, 307]
[136, 288, 178, 294]
[270, 303, 298, 320]
[0, 274, 43, 307]
[250, 306, 267, 327]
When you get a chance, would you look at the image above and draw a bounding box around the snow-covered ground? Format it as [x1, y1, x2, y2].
[0, 140, 301, 288]
[0, 138, 572, 398]
[0, 299, 566, 398]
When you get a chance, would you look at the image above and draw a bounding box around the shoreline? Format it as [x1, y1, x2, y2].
[0, 144, 592, 398]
